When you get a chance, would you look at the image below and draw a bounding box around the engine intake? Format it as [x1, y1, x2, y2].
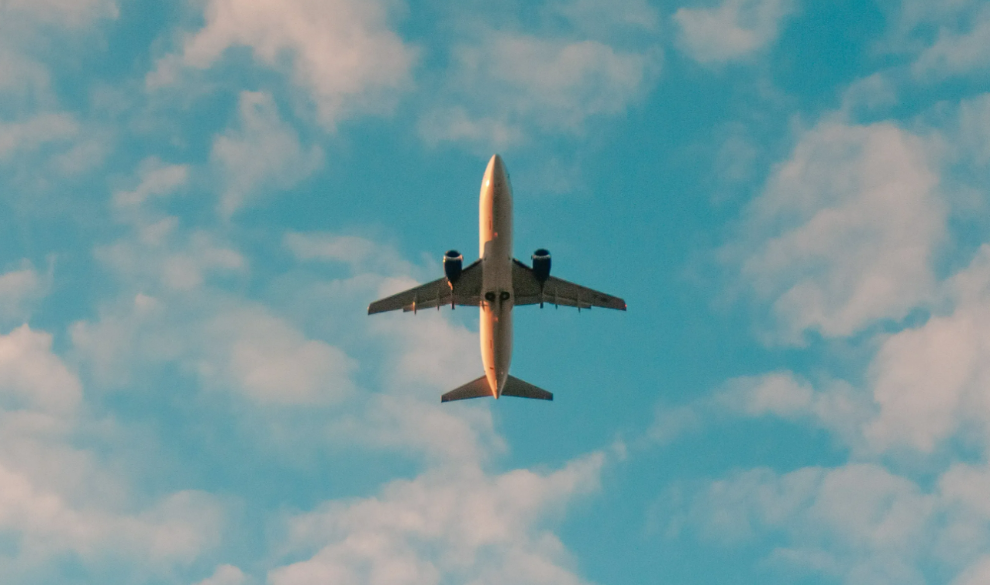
[531, 248, 551, 283]
[443, 250, 463, 283]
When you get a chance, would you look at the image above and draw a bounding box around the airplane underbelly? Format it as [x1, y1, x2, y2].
[480, 299, 512, 395]
[479, 153, 514, 397]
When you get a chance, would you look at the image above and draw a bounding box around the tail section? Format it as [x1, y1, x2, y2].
[441, 375, 553, 403]
[441, 376, 494, 402]
[502, 376, 553, 401]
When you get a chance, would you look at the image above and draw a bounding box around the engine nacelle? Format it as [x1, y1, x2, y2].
[531, 248, 551, 283]
[443, 250, 463, 283]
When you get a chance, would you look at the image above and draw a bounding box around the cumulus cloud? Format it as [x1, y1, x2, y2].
[731, 121, 944, 342]
[864, 245, 990, 454]
[198, 307, 356, 405]
[909, 3, 990, 79]
[73, 159, 362, 410]
[661, 462, 990, 584]
[0, 465, 224, 568]
[149, 0, 416, 127]
[72, 289, 358, 407]
[195, 564, 247, 585]
[673, 0, 797, 64]
[0, 322, 225, 575]
[270, 453, 605, 585]
[0, 325, 81, 416]
[212, 91, 322, 217]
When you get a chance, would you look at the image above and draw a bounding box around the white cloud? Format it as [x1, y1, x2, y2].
[954, 558, 990, 585]
[0, 325, 81, 416]
[840, 73, 899, 115]
[714, 372, 872, 445]
[72, 292, 357, 407]
[419, 2, 660, 148]
[663, 463, 990, 584]
[95, 227, 245, 293]
[0, 113, 78, 160]
[195, 563, 247, 585]
[112, 158, 189, 210]
[0, 50, 49, 99]
[733, 121, 944, 342]
[550, 0, 660, 35]
[212, 91, 322, 217]
[0, 322, 225, 574]
[74, 161, 363, 409]
[644, 403, 703, 446]
[198, 307, 356, 405]
[958, 93, 990, 166]
[270, 452, 605, 585]
[910, 4, 990, 79]
[149, 0, 416, 128]
[673, 0, 796, 64]
[284, 231, 416, 276]
[0, 262, 47, 323]
[0, 462, 224, 567]
[864, 244, 990, 454]
[642, 371, 872, 451]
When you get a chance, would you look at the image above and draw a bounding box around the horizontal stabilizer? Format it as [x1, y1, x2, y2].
[441, 376, 494, 403]
[502, 376, 553, 401]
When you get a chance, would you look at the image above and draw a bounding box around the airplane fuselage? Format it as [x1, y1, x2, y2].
[479, 155, 513, 397]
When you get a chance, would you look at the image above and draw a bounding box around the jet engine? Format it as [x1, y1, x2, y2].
[532, 248, 551, 283]
[444, 250, 463, 283]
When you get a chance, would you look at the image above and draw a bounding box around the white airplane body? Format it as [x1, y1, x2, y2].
[369, 154, 626, 402]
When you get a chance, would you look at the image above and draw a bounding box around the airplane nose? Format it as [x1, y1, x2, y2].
[488, 154, 505, 178]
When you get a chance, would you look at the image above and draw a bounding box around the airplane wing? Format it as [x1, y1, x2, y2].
[368, 259, 483, 314]
[512, 259, 626, 311]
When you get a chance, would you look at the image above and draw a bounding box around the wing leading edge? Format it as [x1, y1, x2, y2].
[511, 259, 626, 311]
[368, 259, 483, 315]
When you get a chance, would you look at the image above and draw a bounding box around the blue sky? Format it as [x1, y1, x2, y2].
[1, 0, 990, 583]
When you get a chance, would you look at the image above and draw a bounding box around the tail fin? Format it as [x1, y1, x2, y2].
[502, 376, 553, 401]
[440, 375, 553, 403]
[441, 376, 494, 402]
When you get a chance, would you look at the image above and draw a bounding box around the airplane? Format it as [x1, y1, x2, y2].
[368, 154, 626, 403]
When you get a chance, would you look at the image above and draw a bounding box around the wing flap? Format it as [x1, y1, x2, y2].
[511, 259, 626, 311]
[369, 259, 483, 315]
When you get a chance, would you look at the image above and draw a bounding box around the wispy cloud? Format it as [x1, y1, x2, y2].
[211, 91, 323, 217]
[728, 121, 944, 343]
[673, 0, 797, 64]
[270, 452, 605, 585]
[418, 0, 661, 150]
[660, 460, 990, 584]
[148, 0, 417, 128]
